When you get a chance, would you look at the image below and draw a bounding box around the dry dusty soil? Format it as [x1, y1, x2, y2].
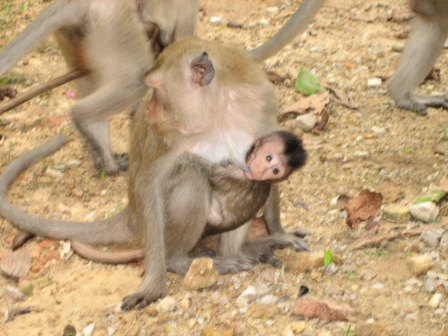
[0, 0, 447, 335]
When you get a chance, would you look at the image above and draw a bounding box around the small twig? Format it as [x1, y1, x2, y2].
[349, 221, 448, 250]
[0, 69, 87, 115]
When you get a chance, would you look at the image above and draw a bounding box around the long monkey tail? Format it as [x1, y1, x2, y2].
[71, 241, 143, 264]
[0, 135, 134, 245]
[0, 0, 91, 76]
[250, 0, 326, 62]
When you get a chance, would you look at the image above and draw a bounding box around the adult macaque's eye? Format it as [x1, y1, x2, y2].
[266, 154, 272, 162]
[272, 167, 279, 175]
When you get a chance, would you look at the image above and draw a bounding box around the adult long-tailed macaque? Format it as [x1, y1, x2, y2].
[387, 0, 448, 114]
[66, 130, 308, 265]
[6, 130, 307, 263]
[0, 0, 326, 309]
[0, 0, 199, 174]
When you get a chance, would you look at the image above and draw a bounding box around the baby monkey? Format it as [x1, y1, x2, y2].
[70, 130, 307, 265]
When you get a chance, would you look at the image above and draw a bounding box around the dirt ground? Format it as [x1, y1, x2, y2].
[0, 0, 447, 335]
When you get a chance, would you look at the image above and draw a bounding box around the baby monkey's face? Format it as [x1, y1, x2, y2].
[244, 136, 289, 181]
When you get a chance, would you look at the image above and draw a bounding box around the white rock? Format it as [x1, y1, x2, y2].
[107, 327, 117, 336]
[83, 323, 95, 336]
[45, 167, 64, 179]
[409, 202, 439, 222]
[235, 285, 257, 307]
[367, 77, 382, 87]
[258, 19, 270, 27]
[404, 278, 422, 287]
[266, 6, 279, 13]
[371, 126, 386, 135]
[294, 113, 317, 132]
[428, 293, 443, 308]
[256, 294, 279, 305]
[354, 151, 369, 158]
[156, 296, 176, 312]
[392, 44, 404, 52]
[209, 16, 222, 25]
[372, 283, 384, 290]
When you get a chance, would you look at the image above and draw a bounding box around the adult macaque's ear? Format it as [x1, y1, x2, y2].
[191, 52, 215, 86]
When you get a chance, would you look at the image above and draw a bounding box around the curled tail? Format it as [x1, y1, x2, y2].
[250, 0, 325, 62]
[0, 0, 90, 76]
[0, 135, 134, 245]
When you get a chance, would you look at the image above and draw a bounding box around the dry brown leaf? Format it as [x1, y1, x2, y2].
[325, 85, 359, 109]
[279, 91, 329, 118]
[344, 190, 383, 229]
[312, 107, 330, 133]
[1, 248, 31, 280]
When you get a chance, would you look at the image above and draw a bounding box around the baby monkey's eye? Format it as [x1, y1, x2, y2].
[266, 154, 272, 162]
[272, 168, 279, 175]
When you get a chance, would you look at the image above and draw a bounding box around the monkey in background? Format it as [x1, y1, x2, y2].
[0, 0, 199, 174]
[388, 0, 448, 114]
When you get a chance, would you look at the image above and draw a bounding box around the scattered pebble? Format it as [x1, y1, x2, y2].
[45, 167, 64, 179]
[258, 19, 270, 27]
[56, 202, 71, 214]
[182, 257, 218, 291]
[235, 285, 258, 307]
[3, 286, 27, 305]
[82, 323, 95, 336]
[107, 327, 116, 336]
[367, 77, 382, 88]
[266, 6, 279, 13]
[424, 278, 436, 293]
[428, 293, 443, 308]
[391, 44, 404, 52]
[408, 254, 433, 276]
[372, 283, 384, 290]
[420, 229, 445, 248]
[209, 16, 222, 25]
[324, 263, 339, 275]
[156, 296, 176, 313]
[361, 270, 377, 281]
[294, 113, 317, 132]
[256, 294, 279, 305]
[354, 151, 369, 158]
[371, 126, 386, 135]
[409, 202, 439, 222]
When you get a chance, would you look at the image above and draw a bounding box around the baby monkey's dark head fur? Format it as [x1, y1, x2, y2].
[279, 130, 307, 170]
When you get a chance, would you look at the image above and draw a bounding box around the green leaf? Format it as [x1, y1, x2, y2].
[323, 249, 333, 267]
[414, 190, 446, 204]
[295, 69, 327, 96]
